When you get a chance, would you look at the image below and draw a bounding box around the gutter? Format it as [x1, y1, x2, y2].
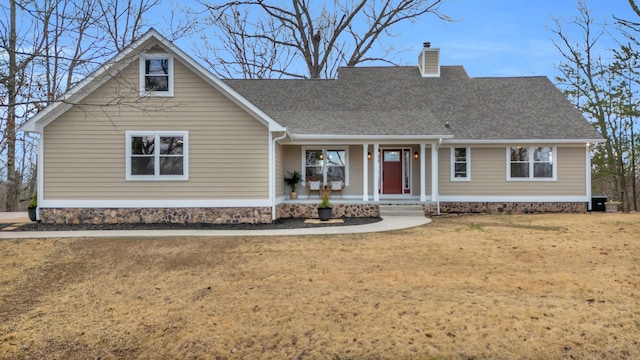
[442, 138, 606, 145]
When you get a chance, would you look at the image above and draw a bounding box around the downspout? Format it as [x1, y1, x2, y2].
[586, 142, 597, 211]
[25, 131, 42, 221]
[271, 130, 288, 222]
[436, 138, 443, 216]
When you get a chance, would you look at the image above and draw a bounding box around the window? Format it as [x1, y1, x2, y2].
[533, 147, 554, 178]
[303, 148, 348, 185]
[126, 131, 188, 180]
[404, 150, 411, 192]
[384, 151, 400, 162]
[507, 146, 555, 180]
[451, 147, 470, 181]
[510, 147, 529, 178]
[139, 54, 174, 96]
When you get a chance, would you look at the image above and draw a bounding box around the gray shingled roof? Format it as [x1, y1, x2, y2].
[223, 66, 602, 140]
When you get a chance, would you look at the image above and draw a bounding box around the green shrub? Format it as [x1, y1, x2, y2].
[28, 192, 37, 208]
[318, 194, 331, 208]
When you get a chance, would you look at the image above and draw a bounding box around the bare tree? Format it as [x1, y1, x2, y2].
[199, 0, 453, 79]
[1, 0, 49, 211]
[552, 1, 616, 199]
[96, 0, 160, 52]
[196, 7, 298, 79]
[614, 0, 640, 211]
[4, 0, 18, 211]
[615, 0, 640, 37]
[552, 0, 640, 211]
[0, 0, 170, 211]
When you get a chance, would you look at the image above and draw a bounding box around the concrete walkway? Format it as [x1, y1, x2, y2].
[0, 212, 30, 223]
[0, 215, 431, 239]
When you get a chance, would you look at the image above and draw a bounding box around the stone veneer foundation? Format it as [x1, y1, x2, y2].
[423, 202, 588, 216]
[40, 203, 380, 225]
[40, 207, 273, 225]
[276, 203, 380, 219]
[40, 202, 586, 224]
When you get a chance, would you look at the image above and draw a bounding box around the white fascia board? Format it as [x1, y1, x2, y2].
[286, 134, 453, 145]
[41, 199, 271, 208]
[438, 195, 588, 202]
[442, 138, 605, 145]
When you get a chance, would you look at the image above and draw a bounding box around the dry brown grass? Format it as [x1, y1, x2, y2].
[0, 213, 639, 360]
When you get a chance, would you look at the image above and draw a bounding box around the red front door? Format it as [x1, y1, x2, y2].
[382, 149, 403, 194]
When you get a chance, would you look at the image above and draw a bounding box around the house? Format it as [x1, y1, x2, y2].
[20, 29, 603, 224]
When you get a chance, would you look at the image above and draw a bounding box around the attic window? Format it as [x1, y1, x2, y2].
[140, 54, 174, 96]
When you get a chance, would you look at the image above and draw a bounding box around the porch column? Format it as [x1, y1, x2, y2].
[431, 143, 438, 203]
[373, 143, 380, 202]
[420, 143, 426, 202]
[363, 144, 369, 201]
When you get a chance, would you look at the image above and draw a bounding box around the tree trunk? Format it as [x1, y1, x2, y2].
[631, 115, 638, 211]
[5, 0, 17, 212]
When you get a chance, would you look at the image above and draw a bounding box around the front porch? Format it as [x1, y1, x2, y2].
[283, 142, 442, 204]
[277, 197, 435, 220]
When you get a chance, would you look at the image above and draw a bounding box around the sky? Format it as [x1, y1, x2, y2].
[391, 0, 634, 78]
[162, 0, 635, 80]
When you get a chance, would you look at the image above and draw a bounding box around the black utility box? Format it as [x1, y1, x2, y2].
[591, 196, 607, 212]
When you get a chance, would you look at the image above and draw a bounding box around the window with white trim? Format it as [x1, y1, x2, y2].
[139, 54, 174, 96]
[302, 148, 348, 185]
[507, 146, 555, 180]
[451, 147, 470, 181]
[126, 131, 188, 180]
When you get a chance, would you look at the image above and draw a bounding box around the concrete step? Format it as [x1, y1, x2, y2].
[379, 205, 425, 217]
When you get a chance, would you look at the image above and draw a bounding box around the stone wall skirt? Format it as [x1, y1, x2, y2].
[40, 202, 584, 224]
[40, 207, 273, 225]
[277, 203, 379, 219]
[423, 202, 588, 216]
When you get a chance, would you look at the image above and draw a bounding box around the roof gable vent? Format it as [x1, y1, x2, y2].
[418, 42, 440, 77]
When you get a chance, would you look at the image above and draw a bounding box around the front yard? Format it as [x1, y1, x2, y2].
[1, 213, 638, 359]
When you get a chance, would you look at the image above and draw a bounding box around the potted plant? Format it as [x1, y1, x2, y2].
[284, 170, 302, 199]
[27, 192, 37, 221]
[605, 200, 621, 213]
[317, 194, 333, 221]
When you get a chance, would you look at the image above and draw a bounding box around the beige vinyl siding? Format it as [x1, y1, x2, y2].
[283, 145, 367, 197]
[365, 146, 373, 196]
[413, 147, 432, 196]
[418, 50, 439, 76]
[345, 145, 364, 196]
[275, 143, 284, 198]
[44, 57, 269, 200]
[283, 145, 302, 183]
[439, 146, 586, 196]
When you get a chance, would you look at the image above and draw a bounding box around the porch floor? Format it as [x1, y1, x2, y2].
[282, 197, 434, 205]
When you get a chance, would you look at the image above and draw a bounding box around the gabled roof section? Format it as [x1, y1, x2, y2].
[224, 65, 603, 142]
[20, 28, 286, 133]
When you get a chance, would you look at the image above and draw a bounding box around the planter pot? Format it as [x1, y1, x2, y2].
[290, 191, 298, 200]
[317, 207, 333, 221]
[605, 203, 618, 213]
[28, 207, 37, 221]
